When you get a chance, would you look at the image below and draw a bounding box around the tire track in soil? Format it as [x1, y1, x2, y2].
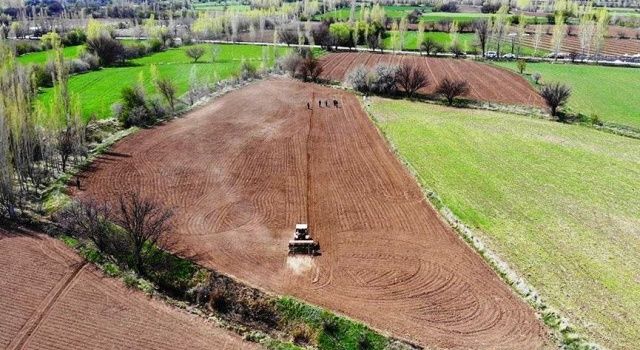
[8, 262, 87, 350]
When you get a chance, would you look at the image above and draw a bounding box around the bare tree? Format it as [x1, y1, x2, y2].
[474, 19, 490, 57]
[115, 192, 173, 275]
[420, 37, 440, 56]
[57, 199, 118, 254]
[279, 28, 298, 46]
[185, 46, 205, 62]
[539, 82, 571, 118]
[436, 78, 470, 105]
[396, 63, 429, 97]
[298, 52, 323, 82]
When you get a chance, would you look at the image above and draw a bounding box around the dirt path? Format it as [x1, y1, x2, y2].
[74, 78, 550, 349]
[0, 228, 260, 350]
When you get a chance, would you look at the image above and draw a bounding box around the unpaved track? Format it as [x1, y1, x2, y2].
[319, 52, 546, 107]
[75, 79, 550, 349]
[0, 227, 259, 350]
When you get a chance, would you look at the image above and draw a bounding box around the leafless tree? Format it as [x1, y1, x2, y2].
[420, 37, 440, 56]
[57, 199, 118, 254]
[436, 78, 470, 105]
[539, 82, 571, 118]
[115, 192, 174, 275]
[278, 28, 298, 46]
[474, 20, 490, 57]
[396, 63, 429, 98]
[298, 53, 323, 82]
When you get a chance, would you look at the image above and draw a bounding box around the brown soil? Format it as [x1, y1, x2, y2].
[0, 227, 259, 350]
[521, 31, 640, 57]
[74, 78, 550, 349]
[319, 52, 545, 107]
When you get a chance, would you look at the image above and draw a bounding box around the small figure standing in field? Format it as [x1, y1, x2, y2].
[318, 100, 322, 108]
[333, 99, 339, 108]
[307, 102, 311, 110]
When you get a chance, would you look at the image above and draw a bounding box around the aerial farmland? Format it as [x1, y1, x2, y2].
[1, 0, 639, 349]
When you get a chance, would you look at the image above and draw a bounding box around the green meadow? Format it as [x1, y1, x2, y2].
[370, 98, 640, 350]
[495, 61, 640, 129]
[33, 44, 288, 121]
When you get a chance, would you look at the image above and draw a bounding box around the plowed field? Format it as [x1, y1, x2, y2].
[521, 33, 640, 57]
[318, 52, 545, 107]
[74, 79, 550, 349]
[0, 227, 258, 350]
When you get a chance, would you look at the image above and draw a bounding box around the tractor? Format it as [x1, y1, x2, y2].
[288, 224, 320, 255]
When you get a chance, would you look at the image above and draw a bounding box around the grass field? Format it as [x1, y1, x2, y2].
[382, 31, 475, 51]
[17, 45, 84, 64]
[36, 44, 288, 121]
[381, 31, 545, 56]
[318, 5, 430, 21]
[369, 99, 640, 349]
[495, 61, 640, 129]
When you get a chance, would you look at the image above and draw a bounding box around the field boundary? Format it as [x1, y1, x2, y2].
[361, 95, 601, 350]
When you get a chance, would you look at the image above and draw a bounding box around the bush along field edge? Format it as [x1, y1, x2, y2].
[361, 96, 600, 350]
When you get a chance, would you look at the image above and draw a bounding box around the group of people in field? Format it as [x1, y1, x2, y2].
[307, 99, 339, 110]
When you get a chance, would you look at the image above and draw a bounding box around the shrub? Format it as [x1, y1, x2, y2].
[368, 64, 399, 95]
[291, 323, 315, 346]
[32, 63, 53, 87]
[322, 315, 340, 336]
[79, 52, 101, 70]
[539, 82, 571, 118]
[347, 65, 369, 92]
[15, 41, 41, 55]
[348, 64, 399, 95]
[68, 59, 90, 74]
[435, 2, 458, 12]
[278, 52, 303, 77]
[154, 76, 178, 113]
[532, 72, 542, 84]
[148, 38, 164, 53]
[124, 43, 148, 60]
[436, 78, 470, 105]
[63, 29, 87, 46]
[298, 52, 323, 82]
[117, 85, 156, 127]
[86, 35, 125, 66]
[238, 60, 259, 80]
[449, 41, 465, 58]
[357, 333, 373, 350]
[185, 45, 206, 62]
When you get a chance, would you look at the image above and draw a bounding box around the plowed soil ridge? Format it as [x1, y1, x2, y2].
[75, 79, 550, 349]
[0, 228, 259, 350]
[318, 52, 545, 107]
